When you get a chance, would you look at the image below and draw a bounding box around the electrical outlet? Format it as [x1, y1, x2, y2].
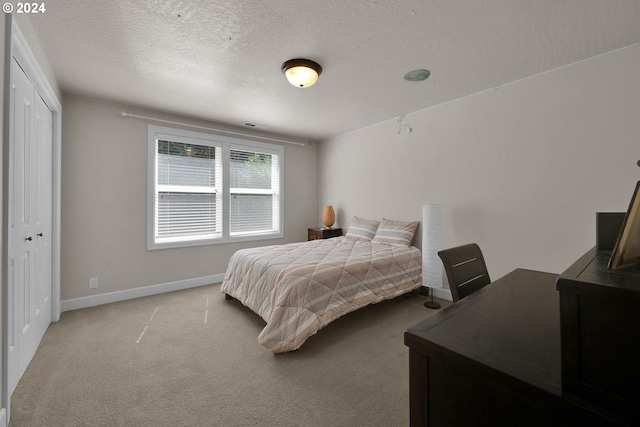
[89, 277, 98, 289]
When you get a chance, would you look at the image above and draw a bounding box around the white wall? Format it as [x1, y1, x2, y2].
[60, 96, 319, 302]
[319, 44, 640, 286]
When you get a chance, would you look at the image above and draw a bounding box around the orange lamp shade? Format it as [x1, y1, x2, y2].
[322, 205, 335, 228]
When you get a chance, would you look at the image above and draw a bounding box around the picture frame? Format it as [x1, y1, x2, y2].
[608, 181, 640, 269]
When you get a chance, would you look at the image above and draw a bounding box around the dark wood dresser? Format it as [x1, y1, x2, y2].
[556, 248, 640, 422]
[404, 267, 635, 426]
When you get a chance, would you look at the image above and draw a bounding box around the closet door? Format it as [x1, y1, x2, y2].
[33, 77, 53, 350]
[7, 58, 53, 395]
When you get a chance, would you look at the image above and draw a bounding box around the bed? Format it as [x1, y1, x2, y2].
[220, 217, 422, 352]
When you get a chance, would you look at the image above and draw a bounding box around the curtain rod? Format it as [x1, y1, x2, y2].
[120, 112, 306, 147]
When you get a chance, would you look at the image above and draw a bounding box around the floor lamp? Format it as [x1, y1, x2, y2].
[422, 204, 442, 309]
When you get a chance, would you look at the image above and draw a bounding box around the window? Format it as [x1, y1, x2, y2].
[148, 125, 283, 249]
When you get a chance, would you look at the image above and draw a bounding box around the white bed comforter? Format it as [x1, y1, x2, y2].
[220, 236, 422, 352]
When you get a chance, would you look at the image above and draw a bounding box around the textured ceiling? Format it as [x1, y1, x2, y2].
[23, 0, 640, 141]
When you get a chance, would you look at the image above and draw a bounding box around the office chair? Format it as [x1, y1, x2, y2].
[438, 243, 491, 302]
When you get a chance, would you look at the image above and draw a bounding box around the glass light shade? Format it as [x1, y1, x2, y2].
[282, 59, 322, 88]
[322, 205, 335, 228]
[285, 66, 318, 88]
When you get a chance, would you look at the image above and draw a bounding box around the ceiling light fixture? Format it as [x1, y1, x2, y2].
[281, 58, 322, 88]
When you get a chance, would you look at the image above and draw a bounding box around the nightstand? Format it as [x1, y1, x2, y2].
[308, 227, 342, 240]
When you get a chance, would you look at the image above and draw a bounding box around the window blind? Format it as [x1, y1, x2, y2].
[229, 149, 279, 235]
[156, 140, 222, 241]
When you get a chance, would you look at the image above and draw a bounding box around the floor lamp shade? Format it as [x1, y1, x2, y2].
[422, 204, 443, 289]
[322, 205, 335, 228]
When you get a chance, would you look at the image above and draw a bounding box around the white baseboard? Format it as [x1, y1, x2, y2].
[60, 276, 451, 312]
[0, 407, 7, 427]
[420, 285, 453, 302]
[60, 274, 225, 312]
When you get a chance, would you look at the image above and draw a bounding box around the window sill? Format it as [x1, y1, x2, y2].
[147, 231, 284, 250]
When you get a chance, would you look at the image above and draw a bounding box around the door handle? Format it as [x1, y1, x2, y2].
[37, 233, 43, 237]
[25, 236, 32, 241]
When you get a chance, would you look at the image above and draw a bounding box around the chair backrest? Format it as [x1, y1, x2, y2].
[438, 243, 491, 302]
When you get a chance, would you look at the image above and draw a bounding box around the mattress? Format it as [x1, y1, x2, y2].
[220, 236, 422, 352]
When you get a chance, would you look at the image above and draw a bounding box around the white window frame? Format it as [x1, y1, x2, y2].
[147, 125, 284, 250]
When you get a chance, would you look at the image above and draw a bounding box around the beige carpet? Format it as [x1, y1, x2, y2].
[9, 284, 448, 427]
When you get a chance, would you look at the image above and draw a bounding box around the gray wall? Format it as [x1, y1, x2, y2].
[318, 43, 640, 286]
[61, 96, 319, 300]
[0, 12, 5, 422]
[12, 14, 61, 100]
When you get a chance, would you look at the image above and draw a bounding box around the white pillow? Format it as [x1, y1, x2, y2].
[345, 216, 380, 242]
[371, 218, 419, 247]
